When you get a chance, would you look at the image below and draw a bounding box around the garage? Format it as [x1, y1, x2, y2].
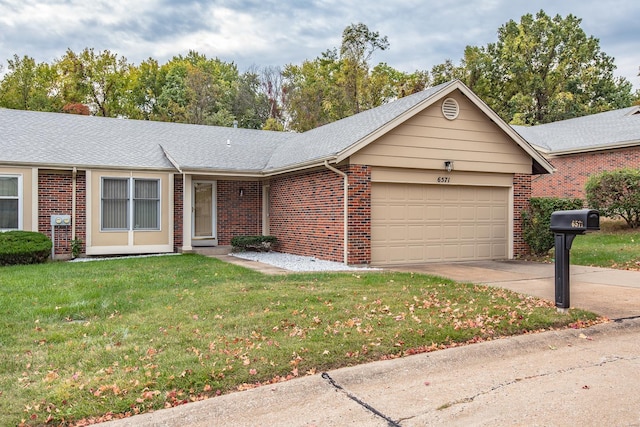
[371, 182, 509, 264]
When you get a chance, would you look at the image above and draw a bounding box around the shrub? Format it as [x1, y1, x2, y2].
[585, 169, 640, 229]
[522, 197, 584, 255]
[231, 235, 278, 252]
[0, 231, 52, 266]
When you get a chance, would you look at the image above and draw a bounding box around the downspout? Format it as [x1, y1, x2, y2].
[72, 166, 77, 243]
[160, 145, 185, 252]
[324, 161, 348, 264]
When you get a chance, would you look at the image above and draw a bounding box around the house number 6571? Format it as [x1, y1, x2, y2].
[437, 177, 450, 183]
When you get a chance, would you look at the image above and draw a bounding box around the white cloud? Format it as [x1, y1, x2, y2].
[0, 0, 638, 88]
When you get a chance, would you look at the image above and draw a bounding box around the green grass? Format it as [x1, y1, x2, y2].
[562, 220, 640, 269]
[0, 254, 599, 426]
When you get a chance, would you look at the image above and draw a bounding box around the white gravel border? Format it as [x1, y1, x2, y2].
[231, 251, 380, 272]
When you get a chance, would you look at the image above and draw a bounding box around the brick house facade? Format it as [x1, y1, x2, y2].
[2, 80, 552, 265]
[38, 170, 86, 257]
[532, 146, 640, 199]
[516, 106, 640, 201]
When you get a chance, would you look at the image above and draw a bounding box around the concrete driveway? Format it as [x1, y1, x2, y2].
[388, 260, 640, 320]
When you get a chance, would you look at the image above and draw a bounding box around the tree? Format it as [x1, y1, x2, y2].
[0, 54, 63, 112]
[340, 22, 389, 114]
[152, 51, 259, 127]
[233, 69, 270, 129]
[586, 169, 640, 228]
[432, 11, 634, 124]
[283, 23, 427, 132]
[127, 57, 163, 120]
[57, 48, 133, 117]
[259, 65, 287, 130]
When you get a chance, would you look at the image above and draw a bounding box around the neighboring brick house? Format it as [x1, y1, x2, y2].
[0, 80, 553, 265]
[514, 106, 640, 200]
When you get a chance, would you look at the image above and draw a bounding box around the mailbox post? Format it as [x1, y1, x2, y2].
[549, 209, 600, 312]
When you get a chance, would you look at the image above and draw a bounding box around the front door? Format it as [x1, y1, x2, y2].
[192, 181, 217, 246]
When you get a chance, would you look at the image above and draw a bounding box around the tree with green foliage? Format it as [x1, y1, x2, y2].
[431, 10, 634, 125]
[57, 48, 134, 117]
[284, 23, 429, 132]
[586, 169, 640, 229]
[0, 54, 63, 112]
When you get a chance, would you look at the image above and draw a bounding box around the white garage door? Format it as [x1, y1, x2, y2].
[371, 183, 509, 264]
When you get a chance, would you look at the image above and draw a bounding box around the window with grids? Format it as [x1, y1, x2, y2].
[101, 178, 160, 230]
[0, 176, 19, 230]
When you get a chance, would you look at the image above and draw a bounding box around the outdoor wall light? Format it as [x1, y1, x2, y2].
[239, 188, 244, 197]
[444, 160, 453, 172]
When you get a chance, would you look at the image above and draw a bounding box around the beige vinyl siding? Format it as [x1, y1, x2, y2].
[350, 90, 532, 174]
[87, 170, 172, 254]
[371, 182, 509, 265]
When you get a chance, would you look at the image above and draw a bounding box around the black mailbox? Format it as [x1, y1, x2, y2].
[550, 209, 599, 234]
[550, 208, 599, 312]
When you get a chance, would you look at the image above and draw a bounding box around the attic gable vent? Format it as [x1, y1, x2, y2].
[442, 98, 459, 120]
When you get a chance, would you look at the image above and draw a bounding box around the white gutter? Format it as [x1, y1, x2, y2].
[324, 161, 348, 264]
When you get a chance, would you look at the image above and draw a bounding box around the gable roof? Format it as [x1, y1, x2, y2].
[0, 80, 553, 175]
[512, 106, 640, 155]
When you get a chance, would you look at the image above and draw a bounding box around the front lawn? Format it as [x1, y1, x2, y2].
[0, 255, 600, 426]
[570, 221, 640, 270]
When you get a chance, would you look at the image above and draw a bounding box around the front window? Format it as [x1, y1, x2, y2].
[101, 178, 160, 231]
[0, 176, 20, 230]
[133, 179, 159, 229]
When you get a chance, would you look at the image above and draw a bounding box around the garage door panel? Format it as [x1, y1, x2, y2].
[460, 224, 477, 239]
[407, 225, 425, 240]
[476, 224, 491, 239]
[372, 183, 509, 264]
[426, 206, 442, 220]
[443, 206, 460, 220]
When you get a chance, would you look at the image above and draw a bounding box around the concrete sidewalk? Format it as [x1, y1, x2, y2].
[100, 260, 640, 427]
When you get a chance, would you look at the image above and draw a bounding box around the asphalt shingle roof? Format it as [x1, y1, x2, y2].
[2, 80, 542, 174]
[513, 106, 640, 153]
[0, 108, 296, 171]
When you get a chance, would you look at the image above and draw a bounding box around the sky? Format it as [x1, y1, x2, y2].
[0, 0, 638, 89]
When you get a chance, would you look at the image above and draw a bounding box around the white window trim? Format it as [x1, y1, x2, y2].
[100, 177, 161, 232]
[0, 174, 22, 231]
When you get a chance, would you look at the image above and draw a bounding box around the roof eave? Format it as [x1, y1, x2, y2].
[547, 139, 640, 156]
[263, 156, 339, 177]
[0, 160, 178, 172]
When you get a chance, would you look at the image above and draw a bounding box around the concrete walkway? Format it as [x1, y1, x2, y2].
[100, 260, 640, 427]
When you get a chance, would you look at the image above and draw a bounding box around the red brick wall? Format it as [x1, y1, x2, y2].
[173, 175, 183, 251]
[269, 167, 345, 263]
[268, 165, 372, 265]
[347, 165, 371, 265]
[513, 173, 531, 257]
[217, 181, 262, 245]
[532, 147, 640, 199]
[38, 170, 86, 257]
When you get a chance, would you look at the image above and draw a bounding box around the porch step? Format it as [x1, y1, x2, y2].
[190, 246, 233, 256]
